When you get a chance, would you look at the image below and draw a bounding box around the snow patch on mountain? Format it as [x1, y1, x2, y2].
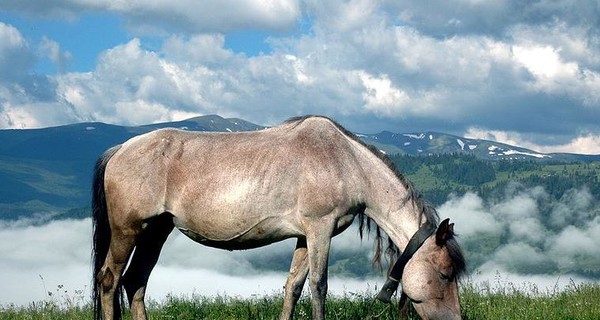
[457, 139, 465, 150]
[504, 150, 551, 159]
[404, 133, 426, 139]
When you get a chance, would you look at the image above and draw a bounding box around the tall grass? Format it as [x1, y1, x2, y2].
[1, 281, 598, 319]
[149, 291, 406, 320]
[460, 280, 600, 320]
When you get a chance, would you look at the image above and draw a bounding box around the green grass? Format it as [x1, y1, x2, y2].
[149, 291, 407, 320]
[1, 282, 599, 319]
[461, 281, 600, 320]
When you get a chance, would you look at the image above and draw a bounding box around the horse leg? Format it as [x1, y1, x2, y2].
[122, 214, 174, 320]
[98, 230, 136, 320]
[306, 222, 335, 320]
[280, 238, 309, 320]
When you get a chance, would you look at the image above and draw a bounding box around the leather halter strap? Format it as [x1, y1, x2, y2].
[376, 221, 437, 303]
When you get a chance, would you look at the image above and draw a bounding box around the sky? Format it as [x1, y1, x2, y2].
[1, 183, 598, 306]
[1, 0, 600, 155]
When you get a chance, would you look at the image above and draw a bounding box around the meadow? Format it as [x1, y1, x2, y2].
[1, 280, 598, 319]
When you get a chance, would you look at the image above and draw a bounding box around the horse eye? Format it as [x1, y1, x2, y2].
[439, 272, 451, 281]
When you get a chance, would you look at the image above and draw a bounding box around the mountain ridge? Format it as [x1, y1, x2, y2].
[1, 114, 598, 220]
[357, 130, 600, 162]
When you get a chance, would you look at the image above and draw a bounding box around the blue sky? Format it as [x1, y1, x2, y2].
[1, 1, 600, 154]
[0, 12, 128, 72]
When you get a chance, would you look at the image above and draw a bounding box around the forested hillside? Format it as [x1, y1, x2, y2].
[390, 153, 600, 206]
[386, 154, 600, 278]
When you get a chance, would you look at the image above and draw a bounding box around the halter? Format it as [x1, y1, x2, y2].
[375, 221, 437, 303]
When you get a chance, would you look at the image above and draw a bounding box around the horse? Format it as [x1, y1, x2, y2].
[91, 115, 465, 320]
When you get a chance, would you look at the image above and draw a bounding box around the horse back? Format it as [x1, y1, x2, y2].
[103, 118, 368, 242]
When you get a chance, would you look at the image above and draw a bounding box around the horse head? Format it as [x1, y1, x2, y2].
[401, 218, 465, 319]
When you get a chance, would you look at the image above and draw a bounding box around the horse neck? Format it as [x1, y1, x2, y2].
[361, 156, 428, 250]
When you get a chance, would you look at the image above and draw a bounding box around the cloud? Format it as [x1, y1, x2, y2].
[1, 2, 600, 153]
[0, 219, 91, 305]
[358, 71, 411, 116]
[513, 45, 578, 79]
[0, 0, 302, 33]
[491, 242, 555, 274]
[465, 128, 600, 154]
[549, 188, 597, 228]
[549, 218, 600, 272]
[38, 37, 72, 73]
[469, 268, 592, 295]
[0, 22, 35, 82]
[437, 192, 502, 237]
[162, 34, 237, 65]
[512, 43, 600, 107]
[439, 183, 600, 277]
[56, 38, 213, 125]
[0, 22, 84, 128]
[304, 0, 383, 33]
[1, 183, 598, 306]
[551, 135, 600, 155]
[0, 217, 379, 306]
[382, 0, 600, 39]
[52, 36, 368, 127]
[30, 14, 516, 130]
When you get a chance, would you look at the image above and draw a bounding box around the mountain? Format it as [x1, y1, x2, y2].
[358, 131, 600, 162]
[0, 115, 263, 219]
[0, 114, 598, 220]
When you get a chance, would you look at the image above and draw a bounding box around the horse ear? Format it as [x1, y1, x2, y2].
[436, 218, 453, 246]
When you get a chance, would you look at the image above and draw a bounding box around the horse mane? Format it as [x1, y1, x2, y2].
[283, 115, 466, 279]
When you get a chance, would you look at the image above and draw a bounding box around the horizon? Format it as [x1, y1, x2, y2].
[1, 113, 599, 156]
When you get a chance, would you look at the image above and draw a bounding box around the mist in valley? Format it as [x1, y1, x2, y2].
[0, 183, 598, 306]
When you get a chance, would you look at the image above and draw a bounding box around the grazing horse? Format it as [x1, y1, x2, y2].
[92, 115, 465, 320]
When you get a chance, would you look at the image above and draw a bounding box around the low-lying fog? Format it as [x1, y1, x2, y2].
[1, 183, 598, 306]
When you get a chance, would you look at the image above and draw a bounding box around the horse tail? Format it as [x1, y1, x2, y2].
[92, 145, 122, 320]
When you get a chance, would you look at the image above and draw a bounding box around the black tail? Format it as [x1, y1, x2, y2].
[92, 145, 122, 320]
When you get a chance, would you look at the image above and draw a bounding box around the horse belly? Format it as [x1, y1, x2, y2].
[173, 214, 302, 250]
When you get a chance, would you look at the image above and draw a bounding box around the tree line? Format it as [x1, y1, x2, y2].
[389, 153, 600, 206]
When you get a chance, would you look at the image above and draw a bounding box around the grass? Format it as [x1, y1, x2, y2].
[149, 292, 404, 320]
[1, 281, 599, 319]
[461, 280, 600, 320]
